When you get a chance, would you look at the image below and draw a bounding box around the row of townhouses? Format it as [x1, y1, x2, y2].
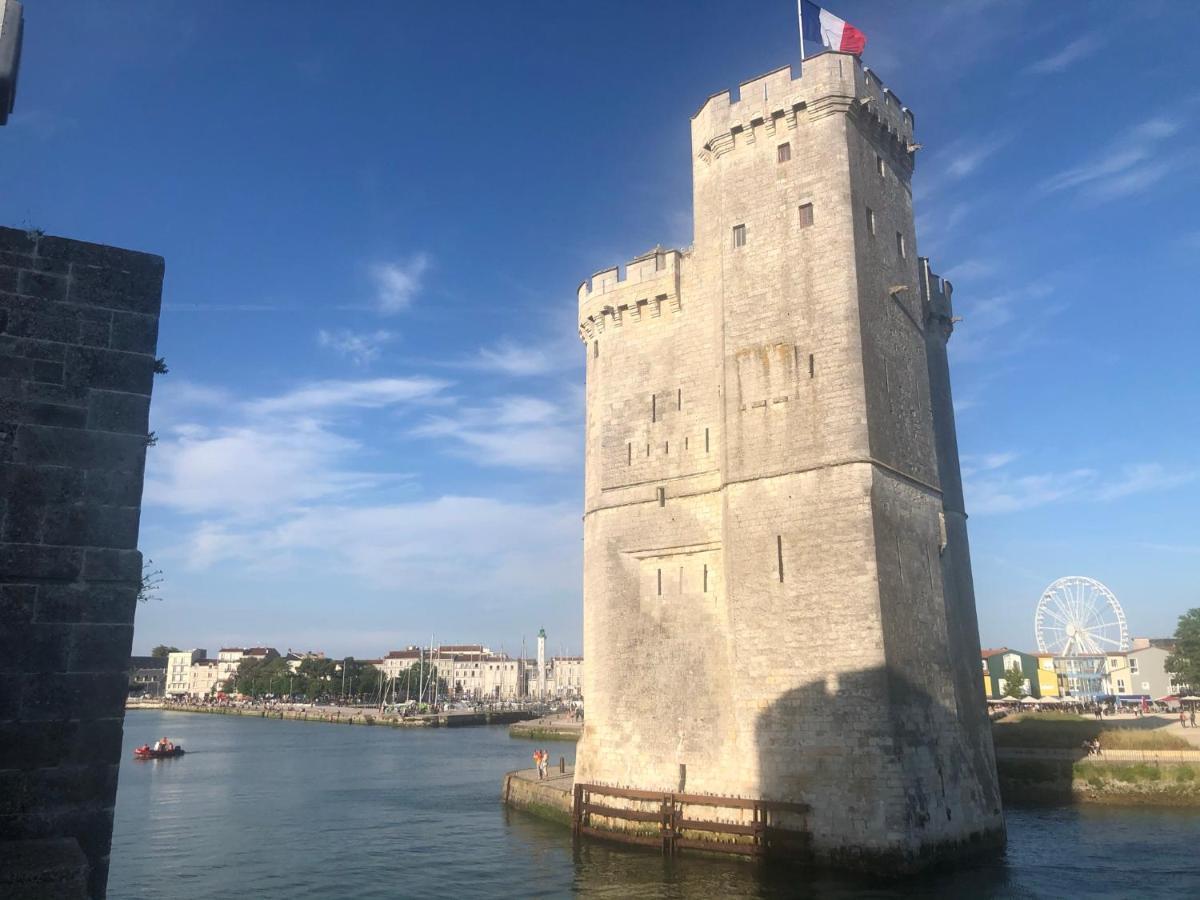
[982, 638, 1188, 702]
[144, 632, 583, 702]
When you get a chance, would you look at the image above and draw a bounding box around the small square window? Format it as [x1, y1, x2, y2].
[877, 154, 885, 176]
[777, 142, 791, 163]
[896, 231, 906, 259]
[866, 207, 876, 235]
[733, 224, 746, 248]
[798, 203, 814, 228]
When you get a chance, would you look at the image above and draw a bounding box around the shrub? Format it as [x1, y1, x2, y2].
[1175, 766, 1196, 782]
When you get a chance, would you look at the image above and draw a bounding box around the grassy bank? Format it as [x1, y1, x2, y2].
[992, 713, 1192, 751]
[997, 757, 1200, 806]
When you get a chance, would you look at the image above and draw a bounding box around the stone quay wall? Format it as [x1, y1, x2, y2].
[574, 52, 1003, 869]
[0, 226, 163, 899]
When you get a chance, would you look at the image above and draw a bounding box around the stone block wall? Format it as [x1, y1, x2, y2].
[0, 225, 163, 899]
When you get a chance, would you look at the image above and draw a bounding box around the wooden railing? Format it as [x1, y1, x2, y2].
[572, 782, 810, 857]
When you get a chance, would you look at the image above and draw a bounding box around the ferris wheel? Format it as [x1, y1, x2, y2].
[1034, 576, 1129, 656]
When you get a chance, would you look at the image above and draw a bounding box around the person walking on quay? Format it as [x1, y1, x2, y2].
[1191, 707, 1197, 729]
[1181, 708, 1188, 728]
[533, 748, 543, 780]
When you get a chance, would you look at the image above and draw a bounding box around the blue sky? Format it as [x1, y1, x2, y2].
[4, 1, 1198, 658]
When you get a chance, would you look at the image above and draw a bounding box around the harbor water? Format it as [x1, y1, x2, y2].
[110, 710, 1200, 898]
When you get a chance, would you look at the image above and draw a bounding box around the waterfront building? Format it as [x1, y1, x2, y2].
[127, 656, 166, 698]
[450, 653, 526, 701]
[165, 649, 206, 697]
[188, 659, 220, 696]
[574, 50, 1003, 865]
[1127, 641, 1187, 699]
[1052, 655, 1108, 700]
[379, 647, 425, 679]
[550, 656, 584, 699]
[981, 649, 1057, 699]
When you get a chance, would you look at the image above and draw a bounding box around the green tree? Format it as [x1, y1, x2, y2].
[1165, 608, 1200, 693]
[1002, 664, 1027, 698]
[229, 656, 292, 697]
[150, 645, 179, 658]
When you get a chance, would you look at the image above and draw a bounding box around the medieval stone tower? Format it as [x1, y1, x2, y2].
[574, 52, 1004, 867]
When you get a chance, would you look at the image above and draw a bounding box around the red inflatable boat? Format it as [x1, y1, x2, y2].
[133, 745, 185, 759]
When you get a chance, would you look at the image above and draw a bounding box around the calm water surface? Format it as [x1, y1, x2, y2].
[110, 710, 1200, 899]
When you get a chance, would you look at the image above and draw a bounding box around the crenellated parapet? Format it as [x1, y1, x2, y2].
[919, 257, 955, 342]
[577, 247, 686, 342]
[691, 52, 915, 175]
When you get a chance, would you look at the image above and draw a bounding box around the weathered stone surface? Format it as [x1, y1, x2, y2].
[0, 837, 90, 900]
[573, 53, 1002, 868]
[0, 225, 162, 899]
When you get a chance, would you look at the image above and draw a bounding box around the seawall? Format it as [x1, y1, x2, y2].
[502, 767, 574, 826]
[509, 717, 582, 741]
[131, 703, 536, 729]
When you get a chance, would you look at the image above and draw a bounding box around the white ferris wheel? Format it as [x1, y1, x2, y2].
[1034, 576, 1129, 656]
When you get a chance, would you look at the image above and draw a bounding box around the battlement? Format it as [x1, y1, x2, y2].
[691, 52, 914, 168]
[577, 247, 685, 342]
[919, 258, 956, 340]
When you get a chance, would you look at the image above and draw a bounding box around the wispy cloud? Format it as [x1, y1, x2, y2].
[1040, 116, 1184, 203]
[177, 496, 580, 595]
[246, 376, 447, 417]
[165, 303, 285, 312]
[942, 134, 1012, 180]
[413, 395, 580, 470]
[1094, 463, 1196, 501]
[1024, 34, 1106, 76]
[942, 258, 998, 283]
[469, 337, 579, 377]
[317, 328, 396, 366]
[965, 456, 1195, 515]
[370, 255, 429, 314]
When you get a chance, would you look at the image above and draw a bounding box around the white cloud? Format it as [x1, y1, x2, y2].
[942, 258, 998, 282]
[945, 139, 1008, 179]
[317, 328, 396, 366]
[370, 255, 430, 313]
[181, 497, 580, 591]
[145, 421, 377, 517]
[1094, 463, 1196, 501]
[413, 395, 580, 470]
[246, 376, 447, 417]
[473, 339, 569, 377]
[1041, 116, 1184, 203]
[964, 457, 1195, 515]
[967, 467, 1098, 515]
[1024, 34, 1106, 76]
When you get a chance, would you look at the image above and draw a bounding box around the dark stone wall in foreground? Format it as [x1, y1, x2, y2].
[0, 225, 163, 899]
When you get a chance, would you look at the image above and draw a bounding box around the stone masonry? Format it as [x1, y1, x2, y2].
[573, 52, 1003, 868]
[0, 225, 164, 898]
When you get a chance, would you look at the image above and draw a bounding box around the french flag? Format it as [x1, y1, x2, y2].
[800, 1, 867, 56]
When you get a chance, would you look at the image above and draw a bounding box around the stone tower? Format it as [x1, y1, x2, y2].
[574, 52, 1003, 868]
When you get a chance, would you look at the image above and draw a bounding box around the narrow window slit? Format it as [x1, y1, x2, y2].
[657, 487, 666, 507]
[657, 568, 662, 596]
[777, 535, 784, 583]
[705, 427, 710, 452]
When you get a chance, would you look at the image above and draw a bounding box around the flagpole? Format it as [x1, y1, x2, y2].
[797, 0, 806, 61]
